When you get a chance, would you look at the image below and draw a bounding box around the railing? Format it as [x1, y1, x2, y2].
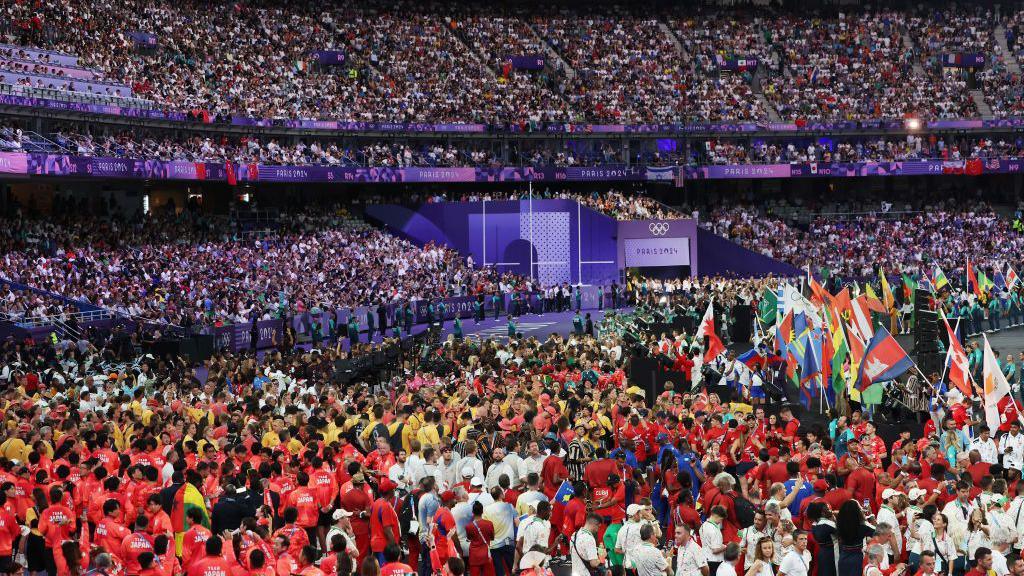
[0, 83, 157, 109]
[0, 308, 113, 328]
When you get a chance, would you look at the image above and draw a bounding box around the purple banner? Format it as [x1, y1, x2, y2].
[207, 320, 283, 352]
[26, 154, 224, 180]
[943, 53, 985, 68]
[715, 55, 759, 71]
[0, 44, 78, 67]
[5, 154, 1024, 184]
[128, 32, 158, 47]
[623, 237, 691, 267]
[311, 50, 346, 65]
[507, 55, 546, 70]
[683, 159, 1017, 180]
[617, 219, 699, 275]
[0, 152, 27, 175]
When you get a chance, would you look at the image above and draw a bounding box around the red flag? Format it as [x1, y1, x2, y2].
[225, 161, 237, 186]
[194, 162, 207, 181]
[966, 158, 984, 176]
[695, 301, 726, 363]
[808, 275, 828, 307]
[942, 313, 972, 397]
[856, 326, 913, 391]
[967, 256, 980, 298]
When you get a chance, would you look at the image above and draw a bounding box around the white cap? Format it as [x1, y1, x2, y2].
[881, 488, 901, 501]
[626, 503, 644, 517]
[470, 477, 484, 487]
[908, 488, 927, 501]
[332, 509, 353, 521]
[461, 466, 474, 478]
[519, 551, 548, 570]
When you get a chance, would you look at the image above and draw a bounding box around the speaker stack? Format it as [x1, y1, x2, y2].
[913, 288, 943, 377]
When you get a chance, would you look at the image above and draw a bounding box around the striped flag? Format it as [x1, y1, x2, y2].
[171, 482, 210, 554]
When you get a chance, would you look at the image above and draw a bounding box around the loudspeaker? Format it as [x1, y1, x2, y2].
[916, 352, 944, 377]
[148, 339, 181, 357]
[731, 304, 752, 343]
[628, 357, 661, 407]
[193, 334, 215, 361]
[178, 337, 198, 359]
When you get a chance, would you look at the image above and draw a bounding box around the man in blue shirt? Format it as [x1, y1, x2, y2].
[783, 461, 813, 518]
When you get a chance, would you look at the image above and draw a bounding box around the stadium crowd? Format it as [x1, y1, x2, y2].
[423, 188, 679, 221]
[2, 255, 1024, 576]
[698, 200, 1024, 279]
[692, 136, 1024, 165]
[0, 210, 525, 328]
[2, 1, 1022, 124]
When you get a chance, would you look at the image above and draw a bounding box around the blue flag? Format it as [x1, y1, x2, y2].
[553, 480, 574, 505]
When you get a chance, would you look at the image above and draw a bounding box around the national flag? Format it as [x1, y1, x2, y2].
[829, 321, 850, 393]
[933, 264, 949, 291]
[901, 274, 917, 301]
[968, 258, 980, 298]
[776, 309, 794, 355]
[855, 326, 913, 391]
[696, 300, 726, 363]
[553, 480, 574, 505]
[1008, 264, 1020, 289]
[941, 311, 972, 397]
[978, 270, 994, 297]
[833, 287, 852, 320]
[850, 295, 875, 342]
[879, 269, 895, 312]
[225, 161, 237, 186]
[793, 312, 809, 339]
[758, 286, 778, 326]
[983, 334, 1012, 431]
[847, 322, 866, 394]
[193, 162, 207, 180]
[863, 285, 886, 314]
[822, 332, 837, 406]
[797, 330, 822, 409]
[738, 348, 764, 370]
[807, 269, 828, 306]
[799, 330, 821, 383]
[171, 482, 210, 554]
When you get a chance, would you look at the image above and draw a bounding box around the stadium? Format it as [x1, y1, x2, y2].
[2, 0, 1024, 575]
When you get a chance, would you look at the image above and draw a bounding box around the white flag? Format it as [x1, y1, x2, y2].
[983, 334, 1011, 431]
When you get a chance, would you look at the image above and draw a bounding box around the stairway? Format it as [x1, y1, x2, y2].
[996, 24, 1022, 75]
[445, 24, 496, 79]
[659, 20, 686, 59]
[756, 92, 783, 122]
[902, 32, 928, 75]
[971, 89, 995, 118]
[526, 22, 576, 81]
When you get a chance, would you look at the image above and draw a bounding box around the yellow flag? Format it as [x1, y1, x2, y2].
[879, 268, 895, 312]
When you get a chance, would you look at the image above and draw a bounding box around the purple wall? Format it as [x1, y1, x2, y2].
[366, 200, 620, 287]
[696, 229, 802, 278]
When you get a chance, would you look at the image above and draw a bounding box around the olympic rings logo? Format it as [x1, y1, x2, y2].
[649, 222, 670, 236]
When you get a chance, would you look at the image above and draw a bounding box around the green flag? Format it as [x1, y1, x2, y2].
[860, 383, 885, 406]
[758, 286, 778, 326]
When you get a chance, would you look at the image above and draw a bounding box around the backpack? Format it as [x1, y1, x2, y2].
[370, 422, 390, 446]
[388, 422, 406, 452]
[732, 494, 757, 529]
[713, 492, 756, 530]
